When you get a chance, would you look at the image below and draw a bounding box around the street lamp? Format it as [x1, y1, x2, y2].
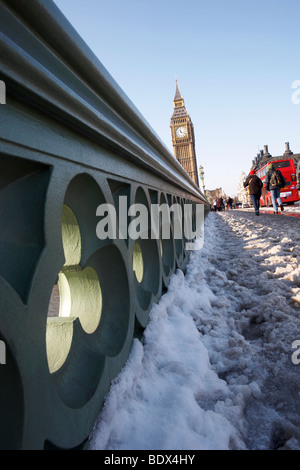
[199, 165, 206, 196]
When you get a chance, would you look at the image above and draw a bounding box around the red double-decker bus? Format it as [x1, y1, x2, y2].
[254, 157, 299, 207]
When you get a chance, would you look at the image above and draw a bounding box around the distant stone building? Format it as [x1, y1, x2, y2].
[251, 142, 300, 172]
[206, 188, 226, 205]
[237, 171, 250, 204]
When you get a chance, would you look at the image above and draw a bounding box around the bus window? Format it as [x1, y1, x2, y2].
[274, 161, 291, 169]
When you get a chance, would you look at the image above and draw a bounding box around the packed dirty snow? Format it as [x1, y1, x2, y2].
[89, 210, 300, 450]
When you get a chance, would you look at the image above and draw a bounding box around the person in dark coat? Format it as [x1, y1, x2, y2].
[226, 197, 233, 210]
[243, 170, 263, 216]
[265, 163, 285, 214]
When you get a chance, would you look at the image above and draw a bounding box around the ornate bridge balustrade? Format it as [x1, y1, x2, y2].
[0, 0, 209, 450]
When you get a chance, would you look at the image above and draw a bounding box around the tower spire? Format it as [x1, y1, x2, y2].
[174, 78, 183, 101]
[172, 79, 187, 119]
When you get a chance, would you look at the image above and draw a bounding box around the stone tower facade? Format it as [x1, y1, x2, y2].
[170, 81, 199, 186]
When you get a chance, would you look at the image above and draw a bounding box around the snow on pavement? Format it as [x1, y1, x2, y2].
[89, 210, 300, 451]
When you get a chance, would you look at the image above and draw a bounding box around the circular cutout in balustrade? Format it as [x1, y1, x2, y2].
[46, 205, 103, 375]
[172, 196, 183, 266]
[159, 192, 175, 280]
[133, 187, 160, 326]
[85, 243, 130, 357]
[46, 174, 132, 410]
[133, 241, 144, 283]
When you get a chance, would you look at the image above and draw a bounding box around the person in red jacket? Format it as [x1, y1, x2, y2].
[243, 170, 263, 216]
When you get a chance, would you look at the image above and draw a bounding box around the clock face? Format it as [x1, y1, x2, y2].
[176, 126, 187, 138]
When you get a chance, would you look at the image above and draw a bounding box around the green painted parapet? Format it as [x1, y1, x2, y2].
[0, 0, 209, 449]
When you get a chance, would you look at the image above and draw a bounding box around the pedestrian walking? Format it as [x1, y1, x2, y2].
[213, 199, 217, 212]
[243, 170, 263, 216]
[226, 197, 233, 210]
[265, 163, 285, 214]
[218, 197, 224, 212]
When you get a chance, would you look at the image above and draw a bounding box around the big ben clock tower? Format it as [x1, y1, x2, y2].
[170, 80, 199, 186]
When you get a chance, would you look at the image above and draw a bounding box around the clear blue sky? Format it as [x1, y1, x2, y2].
[53, 0, 300, 197]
